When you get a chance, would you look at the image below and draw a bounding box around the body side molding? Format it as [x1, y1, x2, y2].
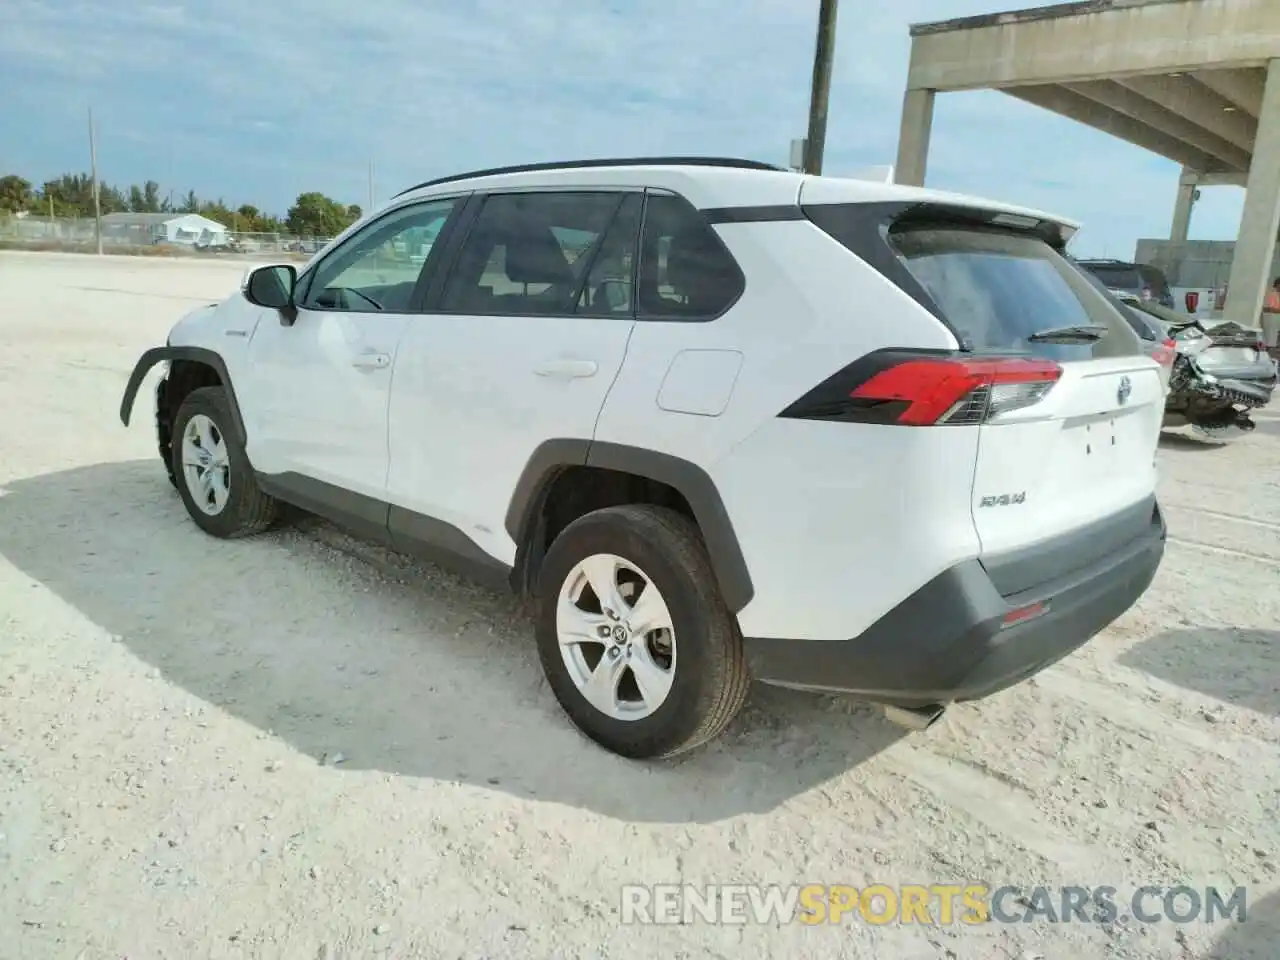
[254, 471, 514, 592]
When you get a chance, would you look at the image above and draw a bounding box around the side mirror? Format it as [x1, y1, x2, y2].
[243, 264, 297, 310]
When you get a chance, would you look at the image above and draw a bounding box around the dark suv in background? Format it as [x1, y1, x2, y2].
[1076, 258, 1175, 309]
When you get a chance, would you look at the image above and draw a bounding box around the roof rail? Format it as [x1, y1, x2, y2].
[393, 156, 786, 199]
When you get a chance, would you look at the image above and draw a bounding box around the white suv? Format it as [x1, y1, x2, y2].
[120, 157, 1167, 759]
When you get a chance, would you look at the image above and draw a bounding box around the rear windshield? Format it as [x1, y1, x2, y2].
[889, 227, 1141, 362]
[1081, 263, 1142, 292]
[1138, 265, 1172, 296]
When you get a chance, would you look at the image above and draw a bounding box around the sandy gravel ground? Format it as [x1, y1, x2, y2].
[1, 251, 1278, 960]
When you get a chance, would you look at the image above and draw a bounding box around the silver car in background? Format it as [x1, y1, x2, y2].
[1117, 293, 1278, 440]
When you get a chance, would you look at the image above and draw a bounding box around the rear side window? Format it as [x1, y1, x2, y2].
[637, 194, 744, 320]
[889, 227, 1140, 361]
[577, 193, 642, 317]
[439, 192, 623, 316]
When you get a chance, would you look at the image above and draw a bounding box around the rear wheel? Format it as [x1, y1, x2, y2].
[170, 386, 279, 538]
[535, 505, 750, 759]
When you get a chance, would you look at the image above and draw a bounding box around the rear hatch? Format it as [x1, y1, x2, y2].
[800, 190, 1163, 574]
[887, 222, 1163, 560]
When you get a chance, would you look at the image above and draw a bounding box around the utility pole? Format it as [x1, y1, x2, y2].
[88, 107, 103, 254]
[803, 0, 839, 175]
[368, 159, 375, 214]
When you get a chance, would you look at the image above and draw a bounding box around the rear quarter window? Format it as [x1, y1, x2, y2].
[889, 227, 1142, 362]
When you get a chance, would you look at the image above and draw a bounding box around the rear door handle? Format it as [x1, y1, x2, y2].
[351, 351, 391, 370]
[534, 358, 598, 379]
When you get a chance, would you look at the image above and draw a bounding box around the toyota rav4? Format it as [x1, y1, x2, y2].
[120, 157, 1167, 759]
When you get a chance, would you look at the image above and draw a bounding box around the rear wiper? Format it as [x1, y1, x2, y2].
[1027, 324, 1109, 344]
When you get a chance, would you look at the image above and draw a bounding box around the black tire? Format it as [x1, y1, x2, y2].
[170, 386, 279, 538]
[536, 505, 750, 759]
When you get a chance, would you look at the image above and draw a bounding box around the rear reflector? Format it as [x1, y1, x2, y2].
[846, 356, 1062, 426]
[1002, 601, 1049, 629]
[1152, 338, 1176, 366]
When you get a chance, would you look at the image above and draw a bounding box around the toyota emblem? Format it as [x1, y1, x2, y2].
[1117, 375, 1132, 405]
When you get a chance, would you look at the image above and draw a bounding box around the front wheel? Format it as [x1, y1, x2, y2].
[535, 505, 750, 759]
[170, 386, 280, 538]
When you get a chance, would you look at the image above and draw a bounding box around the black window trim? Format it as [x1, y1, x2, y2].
[292, 191, 473, 314]
[421, 189, 642, 320]
[634, 188, 747, 324]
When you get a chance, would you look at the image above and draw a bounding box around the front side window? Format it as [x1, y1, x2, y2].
[637, 194, 743, 320]
[439, 192, 623, 316]
[300, 198, 458, 313]
[890, 227, 1141, 362]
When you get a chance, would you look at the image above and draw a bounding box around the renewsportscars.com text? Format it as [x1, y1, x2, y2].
[620, 883, 1249, 926]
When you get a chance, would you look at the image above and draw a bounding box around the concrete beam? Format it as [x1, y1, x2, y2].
[1224, 59, 1280, 330]
[1197, 171, 1248, 187]
[894, 88, 936, 187]
[1182, 167, 1249, 187]
[1194, 67, 1267, 117]
[907, 0, 1280, 93]
[1119, 74, 1258, 150]
[1064, 80, 1253, 170]
[1004, 84, 1224, 172]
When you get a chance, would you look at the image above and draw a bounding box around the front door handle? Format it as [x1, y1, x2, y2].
[351, 351, 391, 370]
[534, 358, 598, 379]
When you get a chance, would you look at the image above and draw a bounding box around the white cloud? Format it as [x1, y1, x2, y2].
[0, 0, 1249, 253]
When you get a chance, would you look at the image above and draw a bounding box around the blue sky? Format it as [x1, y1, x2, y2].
[0, 0, 1247, 256]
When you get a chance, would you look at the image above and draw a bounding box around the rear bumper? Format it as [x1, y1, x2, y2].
[744, 501, 1166, 708]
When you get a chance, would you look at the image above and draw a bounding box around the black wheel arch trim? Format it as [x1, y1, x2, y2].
[505, 439, 755, 613]
[120, 345, 247, 445]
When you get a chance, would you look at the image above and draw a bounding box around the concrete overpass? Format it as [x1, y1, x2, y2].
[895, 0, 1280, 331]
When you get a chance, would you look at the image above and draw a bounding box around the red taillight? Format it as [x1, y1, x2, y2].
[1152, 338, 1176, 366]
[1185, 291, 1199, 313]
[848, 357, 1062, 426]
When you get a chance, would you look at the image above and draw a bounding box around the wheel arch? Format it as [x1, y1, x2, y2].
[120, 345, 248, 446]
[505, 439, 755, 613]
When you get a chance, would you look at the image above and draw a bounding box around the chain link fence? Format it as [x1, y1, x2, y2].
[0, 215, 333, 261]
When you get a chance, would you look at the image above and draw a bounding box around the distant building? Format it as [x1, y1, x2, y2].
[101, 212, 230, 246]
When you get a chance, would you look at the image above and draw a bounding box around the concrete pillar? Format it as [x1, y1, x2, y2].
[1224, 59, 1280, 336]
[1170, 169, 1199, 242]
[895, 88, 936, 187]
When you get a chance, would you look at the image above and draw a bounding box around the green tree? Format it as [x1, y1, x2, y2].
[286, 191, 353, 237]
[129, 180, 162, 213]
[0, 175, 34, 213]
